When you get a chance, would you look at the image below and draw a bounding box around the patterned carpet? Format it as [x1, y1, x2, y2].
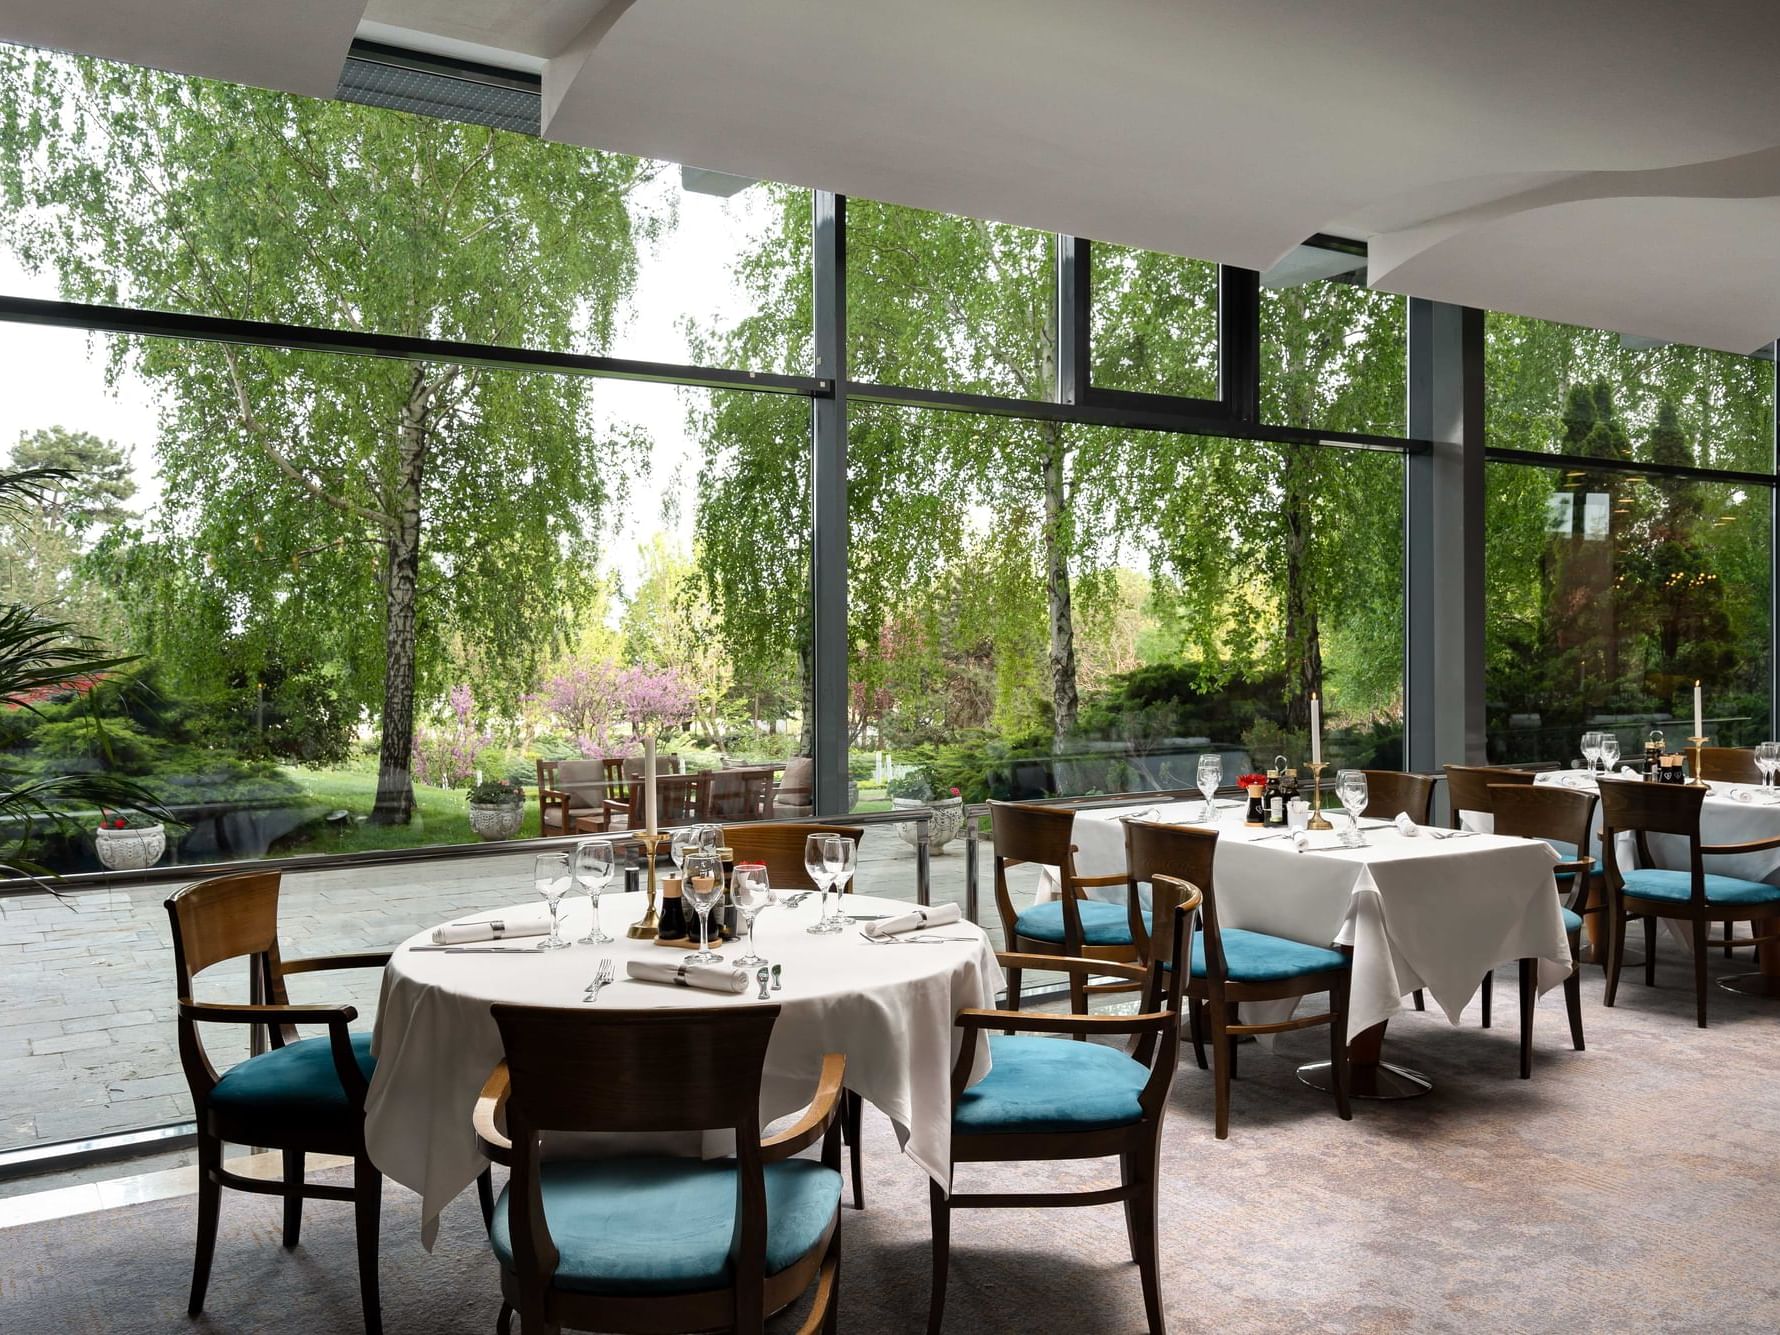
[5, 948, 1779, 1334]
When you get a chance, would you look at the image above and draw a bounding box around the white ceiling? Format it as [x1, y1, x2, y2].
[5, 0, 1780, 352]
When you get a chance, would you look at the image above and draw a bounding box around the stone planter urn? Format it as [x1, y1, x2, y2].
[893, 794, 965, 853]
[468, 800, 525, 841]
[94, 822, 166, 871]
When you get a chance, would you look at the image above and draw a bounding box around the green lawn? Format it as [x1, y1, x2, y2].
[270, 766, 542, 857]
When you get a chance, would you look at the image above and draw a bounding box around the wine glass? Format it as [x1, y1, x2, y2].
[670, 826, 699, 876]
[1196, 753, 1223, 822]
[820, 836, 856, 931]
[1335, 770, 1369, 847]
[1759, 741, 1780, 789]
[533, 852, 572, 950]
[730, 862, 775, 966]
[574, 839, 615, 945]
[1598, 733, 1620, 773]
[804, 833, 837, 934]
[683, 851, 726, 963]
[1580, 731, 1603, 773]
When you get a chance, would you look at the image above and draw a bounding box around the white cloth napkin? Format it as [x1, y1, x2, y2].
[1291, 829, 1311, 850]
[1393, 812, 1420, 837]
[626, 959, 749, 993]
[1618, 765, 1640, 777]
[1118, 808, 1161, 824]
[861, 903, 964, 938]
[431, 907, 554, 945]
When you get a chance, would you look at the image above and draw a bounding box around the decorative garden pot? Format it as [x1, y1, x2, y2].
[94, 823, 166, 871]
[893, 794, 965, 853]
[468, 801, 525, 841]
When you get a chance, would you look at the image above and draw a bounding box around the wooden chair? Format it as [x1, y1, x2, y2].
[1596, 777, 1780, 1027]
[1443, 763, 1535, 831]
[602, 756, 629, 802]
[1360, 769, 1438, 824]
[1697, 746, 1760, 784]
[536, 758, 611, 836]
[989, 800, 1145, 1017]
[165, 870, 397, 1335]
[1485, 783, 1594, 1074]
[474, 1004, 843, 1335]
[710, 766, 775, 821]
[930, 954, 1180, 1334]
[604, 770, 709, 832]
[1131, 830, 1353, 1139]
[772, 756, 816, 818]
[724, 820, 868, 1209]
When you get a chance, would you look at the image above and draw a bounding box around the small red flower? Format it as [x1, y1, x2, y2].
[949, 786, 961, 797]
[1235, 773, 1268, 789]
[113, 818, 126, 828]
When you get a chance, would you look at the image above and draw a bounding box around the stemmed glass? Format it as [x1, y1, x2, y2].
[683, 851, 726, 963]
[1598, 733, 1621, 773]
[821, 836, 856, 930]
[670, 826, 700, 877]
[574, 839, 615, 945]
[1580, 731, 1603, 773]
[1758, 741, 1780, 790]
[804, 833, 840, 934]
[533, 852, 572, 950]
[1335, 770, 1369, 847]
[730, 862, 775, 967]
[1196, 753, 1223, 822]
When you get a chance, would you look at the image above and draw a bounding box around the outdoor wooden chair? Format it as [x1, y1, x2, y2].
[710, 766, 775, 821]
[1596, 777, 1780, 1027]
[603, 770, 708, 831]
[474, 1004, 843, 1335]
[989, 801, 1146, 1016]
[536, 758, 611, 836]
[1484, 783, 1593, 1073]
[164, 869, 419, 1335]
[930, 954, 1180, 1334]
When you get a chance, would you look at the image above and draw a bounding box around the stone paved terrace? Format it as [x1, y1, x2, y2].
[0, 824, 1049, 1153]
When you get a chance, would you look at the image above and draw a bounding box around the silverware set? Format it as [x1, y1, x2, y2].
[1427, 828, 1479, 840]
[582, 958, 615, 1003]
[857, 931, 973, 945]
[408, 943, 543, 954]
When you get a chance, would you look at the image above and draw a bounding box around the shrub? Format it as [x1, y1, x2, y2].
[30, 717, 167, 771]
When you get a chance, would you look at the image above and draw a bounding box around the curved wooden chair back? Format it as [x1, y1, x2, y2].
[1698, 746, 1760, 784]
[709, 768, 774, 821]
[1443, 763, 1534, 828]
[987, 799, 1077, 932]
[1122, 819, 1215, 972]
[724, 822, 866, 892]
[166, 869, 285, 993]
[1596, 777, 1707, 905]
[1488, 783, 1596, 859]
[1361, 770, 1437, 824]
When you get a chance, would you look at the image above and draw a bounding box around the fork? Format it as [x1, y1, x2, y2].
[582, 957, 615, 1003]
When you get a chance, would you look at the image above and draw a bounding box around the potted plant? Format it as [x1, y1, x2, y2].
[888, 771, 966, 853]
[93, 808, 167, 871]
[466, 777, 526, 840]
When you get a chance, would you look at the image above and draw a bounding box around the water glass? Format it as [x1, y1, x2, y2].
[730, 862, 774, 966]
[1580, 731, 1603, 772]
[1196, 753, 1223, 822]
[683, 851, 725, 963]
[1335, 770, 1369, 846]
[574, 839, 615, 945]
[670, 826, 699, 874]
[533, 852, 572, 950]
[820, 836, 856, 930]
[1759, 741, 1780, 788]
[1598, 733, 1621, 771]
[804, 833, 837, 934]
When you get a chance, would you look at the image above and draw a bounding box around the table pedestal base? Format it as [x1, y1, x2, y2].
[1718, 972, 1780, 998]
[1295, 1019, 1431, 1101]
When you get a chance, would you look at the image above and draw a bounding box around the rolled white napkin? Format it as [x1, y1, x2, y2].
[432, 907, 555, 945]
[1393, 812, 1420, 837]
[860, 902, 964, 939]
[1118, 808, 1161, 824]
[1291, 829, 1310, 851]
[626, 959, 749, 994]
[1618, 765, 1640, 777]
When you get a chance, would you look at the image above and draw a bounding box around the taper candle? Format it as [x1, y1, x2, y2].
[644, 732, 659, 837]
[1310, 693, 1322, 766]
[1694, 681, 1704, 742]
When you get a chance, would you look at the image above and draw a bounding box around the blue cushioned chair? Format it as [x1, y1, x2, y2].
[1694, 747, 1771, 959]
[1124, 819, 1353, 1140]
[1484, 783, 1594, 1075]
[990, 801, 1148, 1020]
[1597, 777, 1780, 1027]
[931, 952, 1183, 1335]
[474, 1004, 844, 1335]
[166, 870, 405, 1335]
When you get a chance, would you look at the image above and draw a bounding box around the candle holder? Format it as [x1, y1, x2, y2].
[626, 830, 667, 940]
[1687, 736, 1710, 787]
[1306, 762, 1334, 831]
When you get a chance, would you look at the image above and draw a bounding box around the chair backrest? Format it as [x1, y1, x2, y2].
[623, 753, 684, 780]
[626, 771, 711, 829]
[775, 756, 814, 804]
[1123, 820, 1215, 970]
[602, 756, 629, 800]
[710, 768, 774, 821]
[1361, 770, 1437, 824]
[988, 800, 1075, 870]
[490, 1003, 780, 1322]
[1594, 777, 1706, 902]
[165, 869, 287, 997]
[1697, 746, 1760, 784]
[724, 822, 865, 891]
[1487, 783, 1597, 870]
[536, 758, 558, 796]
[1443, 763, 1534, 828]
[553, 757, 607, 810]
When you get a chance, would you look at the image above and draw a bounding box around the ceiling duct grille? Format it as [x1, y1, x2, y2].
[337, 40, 540, 135]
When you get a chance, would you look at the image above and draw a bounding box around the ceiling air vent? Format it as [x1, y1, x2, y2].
[337, 40, 540, 136]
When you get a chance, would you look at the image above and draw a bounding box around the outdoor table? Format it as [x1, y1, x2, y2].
[364, 889, 1002, 1247]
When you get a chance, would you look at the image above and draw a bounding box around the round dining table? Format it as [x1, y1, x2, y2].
[364, 889, 1002, 1246]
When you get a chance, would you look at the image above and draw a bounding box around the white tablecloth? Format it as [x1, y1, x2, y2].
[1532, 772, 1780, 885]
[366, 890, 1002, 1246]
[1048, 802, 1570, 1042]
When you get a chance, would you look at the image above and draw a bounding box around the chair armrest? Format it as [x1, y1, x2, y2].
[994, 951, 1147, 983]
[538, 786, 571, 803]
[1701, 835, 1780, 856]
[281, 951, 392, 975]
[473, 1061, 512, 1165]
[955, 1007, 1175, 1037]
[179, 999, 358, 1026]
[1074, 873, 1127, 889]
[761, 1053, 847, 1162]
[1553, 856, 1594, 878]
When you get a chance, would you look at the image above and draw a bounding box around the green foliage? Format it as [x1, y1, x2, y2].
[467, 777, 524, 806]
[30, 716, 164, 770]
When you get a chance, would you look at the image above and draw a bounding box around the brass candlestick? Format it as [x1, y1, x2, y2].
[1305, 761, 1334, 830]
[1687, 735, 1710, 787]
[627, 830, 667, 939]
